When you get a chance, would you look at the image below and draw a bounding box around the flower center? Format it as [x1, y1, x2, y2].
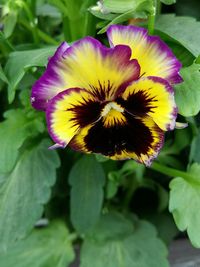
[101, 102, 126, 127]
[101, 102, 124, 117]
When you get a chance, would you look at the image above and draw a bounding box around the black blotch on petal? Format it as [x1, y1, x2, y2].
[84, 113, 157, 157]
[69, 100, 103, 127]
[117, 90, 157, 116]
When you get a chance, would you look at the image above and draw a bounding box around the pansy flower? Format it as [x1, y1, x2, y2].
[31, 25, 182, 166]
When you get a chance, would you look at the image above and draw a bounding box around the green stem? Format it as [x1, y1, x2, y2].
[0, 32, 15, 52]
[62, 16, 72, 42]
[21, 2, 39, 44]
[156, 0, 161, 16]
[37, 30, 58, 45]
[49, 0, 69, 16]
[19, 19, 58, 45]
[151, 162, 191, 180]
[148, 0, 156, 35]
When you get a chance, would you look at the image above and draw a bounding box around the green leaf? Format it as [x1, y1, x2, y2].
[81, 212, 169, 267]
[69, 155, 105, 234]
[155, 15, 200, 57]
[190, 131, 200, 163]
[95, 154, 109, 162]
[169, 163, 200, 247]
[97, 0, 154, 34]
[168, 42, 194, 67]
[148, 212, 179, 245]
[160, 0, 176, 5]
[175, 63, 200, 116]
[0, 221, 75, 267]
[196, 55, 200, 64]
[3, 12, 17, 38]
[5, 46, 57, 103]
[36, 3, 62, 18]
[0, 109, 44, 174]
[0, 139, 60, 251]
[89, 7, 117, 21]
[0, 64, 9, 84]
[101, 0, 152, 14]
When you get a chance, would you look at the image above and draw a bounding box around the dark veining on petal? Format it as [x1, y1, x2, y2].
[116, 90, 158, 117]
[89, 80, 116, 101]
[84, 113, 158, 157]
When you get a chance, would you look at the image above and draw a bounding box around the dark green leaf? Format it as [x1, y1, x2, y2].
[0, 109, 44, 174]
[81, 212, 169, 267]
[5, 46, 57, 103]
[0, 64, 9, 84]
[138, 178, 169, 212]
[169, 163, 200, 247]
[175, 63, 200, 116]
[155, 15, 200, 56]
[69, 155, 105, 233]
[0, 221, 75, 267]
[149, 212, 179, 245]
[190, 131, 200, 163]
[0, 139, 60, 251]
[168, 42, 194, 67]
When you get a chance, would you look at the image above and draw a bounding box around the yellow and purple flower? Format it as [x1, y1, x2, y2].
[31, 25, 182, 166]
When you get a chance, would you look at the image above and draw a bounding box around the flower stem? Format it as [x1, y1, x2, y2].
[19, 19, 58, 45]
[148, 0, 156, 35]
[21, 1, 39, 44]
[150, 162, 191, 180]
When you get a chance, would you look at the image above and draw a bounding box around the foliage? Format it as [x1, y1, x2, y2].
[0, 0, 200, 266]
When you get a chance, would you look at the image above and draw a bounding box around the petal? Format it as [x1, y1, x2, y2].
[107, 25, 182, 84]
[32, 37, 140, 110]
[31, 42, 70, 110]
[117, 76, 177, 131]
[46, 88, 101, 147]
[69, 113, 164, 166]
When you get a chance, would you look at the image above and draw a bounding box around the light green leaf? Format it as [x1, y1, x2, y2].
[36, 3, 62, 18]
[95, 154, 109, 162]
[175, 63, 200, 116]
[169, 163, 200, 247]
[0, 139, 60, 251]
[3, 12, 17, 38]
[5, 46, 57, 103]
[89, 8, 117, 21]
[196, 55, 200, 64]
[102, 0, 152, 14]
[0, 221, 75, 267]
[155, 15, 200, 56]
[0, 109, 44, 174]
[160, 0, 176, 5]
[81, 212, 169, 267]
[97, 0, 154, 34]
[69, 155, 105, 234]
